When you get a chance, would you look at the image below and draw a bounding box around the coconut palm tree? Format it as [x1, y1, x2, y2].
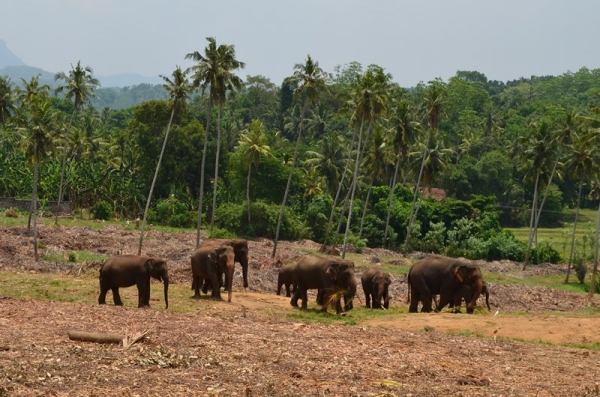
[405, 79, 447, 253]
[0, 76, 16, 126]
[54, 61, 100, 224]
[138, 66, 192, 254]
[186, 37, 245, 244]
[563, 129, 600, 283]
[238, 119, 271, 223]
[272, 55, 328, 258]
[384, 97, 420, 247]
[358, 124, 393, 240]
[304, 131, 347, 196]
[341, 66, 392, 257]
[517, 121, 554, 269]
[15, 96, 59, 260]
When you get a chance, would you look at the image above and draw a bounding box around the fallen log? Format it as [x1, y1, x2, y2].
[68, 328, 152, 348]
[68, 331, 124, 344]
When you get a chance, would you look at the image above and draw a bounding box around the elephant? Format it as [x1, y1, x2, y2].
[277, 263, 297, 297]
[290, 255, 357, 315]
[407, 255, 483, 314]
[98, 255, 169, 309]
[191, 244, 235, 302]
[199, 238, 250, 288]
[361, 267, 392, 309]
[450, 281, 491, 312]
[316, 273, 356, 311]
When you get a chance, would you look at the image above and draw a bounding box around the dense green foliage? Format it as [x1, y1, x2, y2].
[2, 58, 600, 263]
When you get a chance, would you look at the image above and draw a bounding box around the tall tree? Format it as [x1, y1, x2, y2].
[0, 76, 16, 126]
[384, 97, 420, 247]
[405, 80, 446, 253]
[238, 119, 271, 223]
[54, 61, 99, 224]
[564, 129, 600, 283]
[16, 97, 58, 260]
[138, 66, 192, 254]
[186, 37, 245, 244]
[518, 121, 554, 269]
[342, 65, 392, 257]
[272, 55, 328, 258]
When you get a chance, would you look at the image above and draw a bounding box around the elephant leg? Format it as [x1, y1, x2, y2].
[191, 275, 202, 299]
[383, 295, 389, 309]
[409, 289, 419, 313]
[112, 288, 123, 306]
[201, 279, 210, 294]
[421, 292, 433, 312]
[365, 291, 371, 308]
[290, 288, 300, 307]
[137, 281, 148, 308]
[300, 288, 308, 310]
[98, 287, 109, 305]
[209, 273, 223, 301]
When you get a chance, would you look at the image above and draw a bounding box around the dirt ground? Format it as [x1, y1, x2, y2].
[2, 223, 600, 396]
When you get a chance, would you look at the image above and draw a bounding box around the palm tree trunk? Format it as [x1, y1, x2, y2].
[384, 151, 402, 247]
[246, 164, 252, 224]
[358, 174, 375, 240]
[138, 102, 177, 255]
[588, 202, 600, 298]
[565, 176, 584, 283]
[342, 116, 373, 258]
[32, 158, 40, 262]
[321, 121, 359, 250]
[195, 98, 213, 247]
[333, 184, 353, 246]
[523, 171, 541, 269]
[404, 128, 432, 254]
[209, 104, 223, 232]
[272, 99, 307, 258]
[55, 109, 77, 225]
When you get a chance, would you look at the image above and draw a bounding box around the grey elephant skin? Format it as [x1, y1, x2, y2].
[407, 255, 483, 313]
[361, 267, 391, 309]
[191, 245, 235, 302]
[451, 281, 491, 312]
[290, 254, 357, 315]
[277, 263, 297, 297]
[200, 238, 250, 288]
[98, 255, 169, 309]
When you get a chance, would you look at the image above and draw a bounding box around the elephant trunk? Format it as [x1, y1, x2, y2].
[466, 277, 483, 313]
[241, 260, 249, 288]
[163, 274, 169, 309]
[227, 266, 234, 303]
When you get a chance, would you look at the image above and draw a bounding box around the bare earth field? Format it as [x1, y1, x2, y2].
[2, 224, 600, 396]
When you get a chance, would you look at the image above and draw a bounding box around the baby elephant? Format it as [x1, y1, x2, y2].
[277, 263, 297, 297]
[361, 267, 391, 309]
[99, 255, 169, 308]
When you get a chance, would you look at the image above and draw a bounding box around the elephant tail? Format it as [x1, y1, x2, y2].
[406, 273, 411, 304]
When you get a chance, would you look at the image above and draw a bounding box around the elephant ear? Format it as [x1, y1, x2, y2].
[453, 265, 465, 283]
[209, 249, 219, 263]
[325, 262, 339, 281]
[144, 259, 154, 272]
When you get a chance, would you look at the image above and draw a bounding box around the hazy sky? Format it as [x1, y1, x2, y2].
[2, 0, 599, 86]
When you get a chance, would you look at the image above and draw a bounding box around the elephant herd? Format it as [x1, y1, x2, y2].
[98, 238, 490, 315]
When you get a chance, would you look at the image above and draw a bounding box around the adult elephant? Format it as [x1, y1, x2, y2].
[277, 263, 297, 297]
[361, 267, 392, 309]
[407, 255, 483, 313]
[290, 255, 356, 315]
[200, 239, 249, 288]
[316, 274, 356, 311]
[450, 281, 491, 312]
[191, 245, 235, 302]
[98, 255, 169, 309]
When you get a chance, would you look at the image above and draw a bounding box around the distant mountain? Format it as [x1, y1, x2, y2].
[0, 39, 162, 88]
[0, 39, 25, 68]
[96, 73, 163, 88]
[0, 65, 56, 87]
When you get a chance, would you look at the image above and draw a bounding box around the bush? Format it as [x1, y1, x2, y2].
[152, 196, 192, 227]
[573, 253, 587, 284]
[90, 200, 112, 220]
[529, 241, 562, 264]
[423, 221, 446, 254]
[485, 231, 526, 261]
[209, 227, 237, 239]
